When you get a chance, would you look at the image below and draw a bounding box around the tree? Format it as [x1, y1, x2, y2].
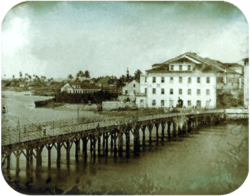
[19, 72, 22, 78]
[12, 75, 15, 80]
[28, 75, 32, 80]
[68, 74, 73, 81]
[76, 71, 84, 78]
[85, 70, 90, 78]
[134, 69, 142, 81]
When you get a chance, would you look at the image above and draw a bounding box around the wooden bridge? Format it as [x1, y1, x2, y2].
[1, 109, 247, 176]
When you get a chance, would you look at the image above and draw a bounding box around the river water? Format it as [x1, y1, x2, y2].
[1, 91, 249, 195]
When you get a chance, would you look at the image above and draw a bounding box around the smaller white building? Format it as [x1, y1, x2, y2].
[122, 80, 140, 95]
[61, 83, 100, 94]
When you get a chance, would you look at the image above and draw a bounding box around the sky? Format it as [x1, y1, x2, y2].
[1, 1, 249, 79]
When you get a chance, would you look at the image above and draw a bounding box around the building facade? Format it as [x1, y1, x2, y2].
[136, 52, 241, 109]
[61, 83, 100, 94]
[122, 80, 140, 95]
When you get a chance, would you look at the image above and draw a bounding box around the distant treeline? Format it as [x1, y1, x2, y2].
[55, 90, 118, 104]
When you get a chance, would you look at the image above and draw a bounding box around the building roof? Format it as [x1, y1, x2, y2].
[64, 82, 100, 89]
[223, 63, 243, 68]
[243, 57, 249, 61]
[149, 52, 237, 74]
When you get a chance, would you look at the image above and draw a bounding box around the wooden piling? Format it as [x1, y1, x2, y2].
[161, 121, 165, 142]
[167, 121, 171, 140]
[98, 136, 101, 156]
[105, 132, 109, 156]
[75, 139, 80, 161]
[126, 130, 130, 157]
[118, 132, 123, 157]
[155, 123, 159, 144]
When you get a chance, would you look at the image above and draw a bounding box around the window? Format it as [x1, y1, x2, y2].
[170, 77, 174, 83]
[170, 89, 173, 95]
[188, 77, 191, 83]
[197, 77, 200, 83]
[161, 77, 164, 83]
[152, 100, 156, 106]
[197, 100, 201, 107]
[206, 77, 210, 83]
[125, 90, 128, 95]
[188, 65, 191, 71]
[145, 88, 147, 94]
[179, 77, 182, 83]
[133, 90, 136, 94]
[171, 65, 174, 70]
[206, 89, 210, 95]
[217, 77, 223, 83]
[133, 84, 136, 87]
[179, 89, 182, 95]
[161, 88, 164, 94]
[152, 88, 156, 94]
[161, 100, 164, 106]
[140, 99, 143, 103]
[179, 65, 182, 71]
[145, 77, 147, 82]
[188, 89, 191, 95]
[188, 100, 191, 106]
[153, 77, 156, 83]
[197, 89, 200, 95]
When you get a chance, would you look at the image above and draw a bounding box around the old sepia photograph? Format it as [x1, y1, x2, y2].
[1, 1, 249, 195]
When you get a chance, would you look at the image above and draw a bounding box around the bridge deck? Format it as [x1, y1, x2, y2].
[1, 109, 230, 147]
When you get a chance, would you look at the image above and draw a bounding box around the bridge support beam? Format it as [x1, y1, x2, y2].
[26, 149, 30, 168]
[35, 145, 44, 170]
[105, 132, 109, 156]
[155, 123, 159, 145]
[56, 142, 62, 167]
[147, 124, 153, 145]
[98, 135, 101, 156]
[173, 121, 177, 138]
[142, 126, 146, 148]
[82, 137, 88, 160]
[167, 121, 171, 140]
[13, 150, 21, 176]
[6, 153, 11, 171]
[134, 127, 140, 155]
[64, 141, 73, 168]
[118, 131, 123, 157]
[126, 130, 130, 157]
[111, 132, 114, 154]
[161, 121, 166, 143]
[90, 137, 96, 159]
[75, 139, 80, 161]
[114, 132, 117, 157]
[102, 134, 105, 155]
[45, 144, 52, 169]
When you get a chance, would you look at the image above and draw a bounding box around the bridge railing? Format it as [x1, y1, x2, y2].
[1, 109, 225, 146]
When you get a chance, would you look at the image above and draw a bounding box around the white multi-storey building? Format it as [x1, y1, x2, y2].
[136, 52, 240, 109]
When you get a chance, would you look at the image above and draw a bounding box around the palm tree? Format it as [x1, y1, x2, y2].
[12, 75, 15, 80]
[68, 74, 73, 81]
[19, 72, 22, 78]
[76, 71, 84, 78]
[85, 70, 90, 78]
